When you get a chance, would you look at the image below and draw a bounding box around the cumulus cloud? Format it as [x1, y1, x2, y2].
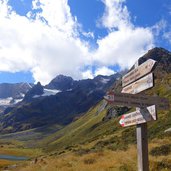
[93, 0, 154, 69]
[0, 0, 90, 84]
[82, 70, 93, 79]
[163, 31, 171, 44]
[94, 66, 115, 76]
[99, 0, 131, 29]
[151, 20, 167, 37]
[0, 0, 155, 84]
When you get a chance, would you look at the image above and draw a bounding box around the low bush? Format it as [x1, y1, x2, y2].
[151, 159, 171, 170]
[74, 148, 91, 156]
[94, 136, 128, 151]
[156, 160, 171, 170]
[150, 144, 171, 156]
[119, 163, 135, 171]
[83, 158, 96, 165]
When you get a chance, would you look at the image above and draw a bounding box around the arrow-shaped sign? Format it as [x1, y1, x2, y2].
[122, 59, 156, 87]
[104, 92, 169, 110]
[119, 105, 156, 127]
[122, 73, 153, 94]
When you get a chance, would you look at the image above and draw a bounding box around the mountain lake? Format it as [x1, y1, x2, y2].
[0, 154, 28, 161]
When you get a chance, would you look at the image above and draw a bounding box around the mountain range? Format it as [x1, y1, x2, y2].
[0, 73, 122, 133]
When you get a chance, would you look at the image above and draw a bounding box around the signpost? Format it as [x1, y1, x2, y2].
[122, 59, 156, 87]
[104, 92, 169, 110]
[119, 105, 156, 127]
[122, 73, 153, 94]
[104, 58, 170, 171]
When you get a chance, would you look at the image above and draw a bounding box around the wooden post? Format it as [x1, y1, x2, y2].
[136, 123, 149, 171]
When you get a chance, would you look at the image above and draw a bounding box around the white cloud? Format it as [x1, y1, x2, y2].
[94, 27, 154, 69]
[93, 0, 154, 69]
[99, 0, 131, 29]
[0, 0, 90, 84]
[163, 31, 171, 44]
[151, 20, 167, 36]
[82, 70, 93, 79]
[0, 0, 155, 84]
[82, 31, 94, 39]
[95, 66, 115, 76]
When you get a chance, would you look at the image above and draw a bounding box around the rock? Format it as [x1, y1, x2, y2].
[164, 128, 171, 132]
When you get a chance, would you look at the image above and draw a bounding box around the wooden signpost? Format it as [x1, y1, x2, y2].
[104, 92, 169, 110]
[119, 105, 156, 127]
[122, 59, 156, 87]
[122, 73, 153, 94]
[104, 59, 170, 171]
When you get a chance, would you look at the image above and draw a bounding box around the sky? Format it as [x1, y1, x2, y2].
[0, 0, 171, 85]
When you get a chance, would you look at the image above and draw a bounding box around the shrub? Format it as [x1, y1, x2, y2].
[150, 144, 171, 156]
[74, 148, 91, 156]
[84, 158, 96, 165]
[119, 164, 135, 171]
[156, 160, 171, 170]
[94, 136, 128, 151]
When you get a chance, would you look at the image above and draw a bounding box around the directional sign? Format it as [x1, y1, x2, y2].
[122, 59, 156, 87]
[119, 105, 156, 127]
[104, 92, 169, 110]
[122, 73, 153, 94]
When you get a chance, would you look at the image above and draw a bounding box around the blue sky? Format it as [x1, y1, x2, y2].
[0, 0, 171, 84]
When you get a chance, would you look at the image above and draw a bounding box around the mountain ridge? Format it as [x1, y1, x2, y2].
[0, 73, 121, 133]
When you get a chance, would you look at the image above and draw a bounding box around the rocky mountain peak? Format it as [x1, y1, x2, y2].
[139, 47, 171, 64]
[45, 74, 74, 91]
[54, 74, 73, 81]
[23, 82, 44, 101]
[138, 47, 171, 74]
[0, 82, 32, 99]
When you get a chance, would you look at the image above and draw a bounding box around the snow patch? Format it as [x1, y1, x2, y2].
[0, 97, 13, 106]
[20, 93, 25, 97]
[67, 89, 72, 91]
[14, 99, 23, 104]
[100, 78, 110, 84]
[43, 89, 61, 96]
[0, 97, 24, 106]
[33, 89, 61, 98]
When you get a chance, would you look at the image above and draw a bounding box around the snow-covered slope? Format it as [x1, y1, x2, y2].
[33, 89, 60, 98]
[0, 83, 33, 112]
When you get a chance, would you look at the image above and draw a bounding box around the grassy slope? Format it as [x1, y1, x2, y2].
[38, 74, 171, 151]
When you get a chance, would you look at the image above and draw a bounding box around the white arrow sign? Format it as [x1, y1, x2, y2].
[122, 59, 156, 87]
[119, 105, 156, 127]
[122, 73, 153, 94]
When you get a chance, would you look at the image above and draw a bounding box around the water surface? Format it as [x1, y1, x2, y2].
[0, 154, 28, 161]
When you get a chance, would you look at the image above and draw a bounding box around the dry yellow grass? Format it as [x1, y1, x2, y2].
[8, 136, 171, 171]
[0, 159, 16, 169]
[13, 146, 137, 171]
